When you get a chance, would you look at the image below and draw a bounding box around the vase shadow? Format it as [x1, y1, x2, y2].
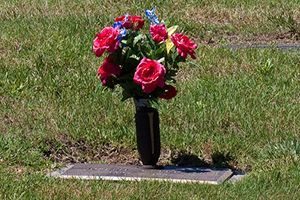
[170, 150, 235, 169]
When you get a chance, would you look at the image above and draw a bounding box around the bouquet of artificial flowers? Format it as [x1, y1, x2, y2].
[93, 8, 197, 101]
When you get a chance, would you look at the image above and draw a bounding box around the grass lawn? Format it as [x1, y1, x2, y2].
[1, 0, 300, 199]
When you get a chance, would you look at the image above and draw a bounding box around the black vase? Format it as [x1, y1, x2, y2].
[134, 99, 161, 166]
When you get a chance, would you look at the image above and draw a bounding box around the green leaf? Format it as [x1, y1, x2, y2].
[146, 34, 156, 49]
[129, 54, 140, 61]
[154, 44, 166, 57]
[133, 34, 143, 46]
[157, 57, 165, 63]
[175, 55, 186, 63]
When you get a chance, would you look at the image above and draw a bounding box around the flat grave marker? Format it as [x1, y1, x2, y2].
[49, 163, 234, 184]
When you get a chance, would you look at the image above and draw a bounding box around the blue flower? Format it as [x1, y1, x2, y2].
[118, 28, 127, 41]
[113, 21, 123, 29]
[112, 21, 127, 42]
[145, 8, 159, 24]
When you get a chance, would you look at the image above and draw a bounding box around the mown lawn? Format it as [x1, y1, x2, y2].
[1, 0, 300, 199]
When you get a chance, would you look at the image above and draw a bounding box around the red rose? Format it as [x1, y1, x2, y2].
[171, 33, 197, 59]
[97, 57, 121, 85]
[150, 24, 168, 43]
[93, 27, 120, 57]
[159, 85, 177, 100]
[115, 15, 144, 30]
[133, 58, 166, 93]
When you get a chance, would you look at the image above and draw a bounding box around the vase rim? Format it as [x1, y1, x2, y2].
[134, 98, 151, 108]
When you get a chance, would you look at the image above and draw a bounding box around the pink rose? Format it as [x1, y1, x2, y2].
[150, 24, 168, 43]
[97, 57, 121, 85]
[93, 27, 120, 57]
[133, 58, 166, 93]
[159, 85, 177, 100]
[115, 15, 145, 30]
[171, 33, 197, 59]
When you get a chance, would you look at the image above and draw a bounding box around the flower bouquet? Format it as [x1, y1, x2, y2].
[93, 8, 197, 166]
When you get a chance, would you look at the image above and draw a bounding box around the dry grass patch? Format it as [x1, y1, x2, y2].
[182, 5, 300, 44]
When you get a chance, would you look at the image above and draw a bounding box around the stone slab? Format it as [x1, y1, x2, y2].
[228, 171, 247, 183]
[48, 164, 233, 184]
[228, 174, 246, 183]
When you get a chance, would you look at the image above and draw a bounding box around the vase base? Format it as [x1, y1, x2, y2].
[135, 104, 161, 168]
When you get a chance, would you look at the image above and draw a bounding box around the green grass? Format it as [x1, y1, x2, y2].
[1, 0, 300, 199]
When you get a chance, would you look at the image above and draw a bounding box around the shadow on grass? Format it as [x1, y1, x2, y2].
[41, 136, 250, 172]
[171, 150, 237, 169]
